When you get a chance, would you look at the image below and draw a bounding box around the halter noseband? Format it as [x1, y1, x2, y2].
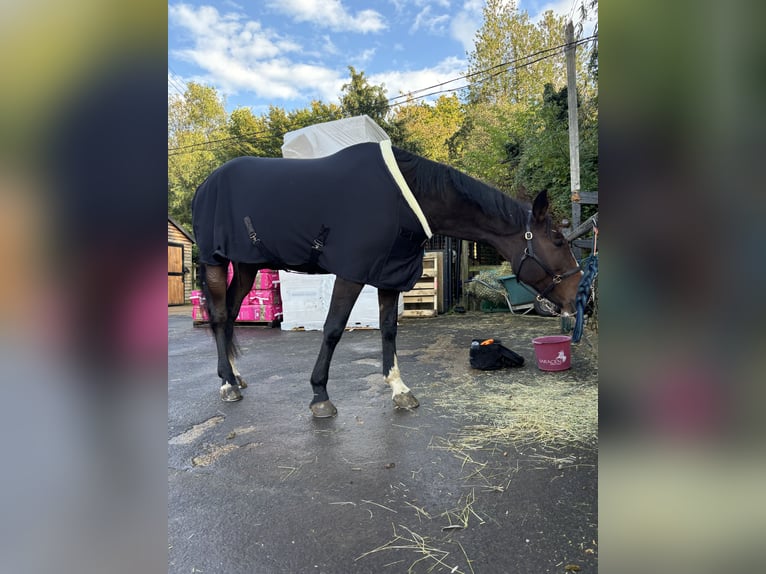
[515, 210, 581, 306]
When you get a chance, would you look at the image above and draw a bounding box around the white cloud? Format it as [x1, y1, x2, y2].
[413, 0, 451, 7]
[410, 6, 450, 34]
[530, 0, 573, 22]
[527, 0, 597, 36]
[450, 0, 483, 53]
[321, 35, 339, 56]
[168, 2, 477, 110]
[370, 55, 467, 103]
[350, 48, 377, 68]
[265, 0, 386, 33]
[169, 3, 344, 102]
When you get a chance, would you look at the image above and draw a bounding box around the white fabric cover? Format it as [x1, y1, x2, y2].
[281, 115, 390, 159]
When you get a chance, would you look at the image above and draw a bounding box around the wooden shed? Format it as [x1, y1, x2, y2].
[168, 217, 194, 305]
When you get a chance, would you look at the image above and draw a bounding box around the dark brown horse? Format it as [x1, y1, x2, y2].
[192, 142, 581, 417]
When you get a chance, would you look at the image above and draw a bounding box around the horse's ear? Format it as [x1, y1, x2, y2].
[532, 190, 549, 223]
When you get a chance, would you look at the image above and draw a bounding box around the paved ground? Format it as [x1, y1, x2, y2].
[168, 306, 598, 573]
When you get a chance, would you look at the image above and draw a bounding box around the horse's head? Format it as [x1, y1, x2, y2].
[509, 191, 582, 315]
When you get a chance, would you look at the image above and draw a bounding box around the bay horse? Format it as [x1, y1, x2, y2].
[192, 141, 581, 417]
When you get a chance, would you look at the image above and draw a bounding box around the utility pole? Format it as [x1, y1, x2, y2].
[565, 21, 581, 232]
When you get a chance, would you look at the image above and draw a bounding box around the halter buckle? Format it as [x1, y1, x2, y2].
[552, 275, 562, 284]
[524, 231, 533, 240]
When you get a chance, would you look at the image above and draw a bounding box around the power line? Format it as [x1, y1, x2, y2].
[168, 35, 597, 156]
[386, 35, 596, 108]
[169, 112, 347, 154]
[387, 34, 595, 104]
[168, 129, 270, 155]
[167, 66, 188, 97]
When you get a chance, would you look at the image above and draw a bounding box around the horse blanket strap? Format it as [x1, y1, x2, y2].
[242, 216, 279, 264]
[308, 225, 331, 268]
[243, 216, 259, 245]
[192, 142, 431, 291]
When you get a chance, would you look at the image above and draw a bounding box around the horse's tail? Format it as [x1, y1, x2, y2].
[198, 261, 213, 321]
[198, 262, 239, 359]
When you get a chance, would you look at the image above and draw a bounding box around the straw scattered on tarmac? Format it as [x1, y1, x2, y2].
[432, 374, 598, 451]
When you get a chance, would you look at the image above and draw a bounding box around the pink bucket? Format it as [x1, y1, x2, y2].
[532, 335, 572, 371]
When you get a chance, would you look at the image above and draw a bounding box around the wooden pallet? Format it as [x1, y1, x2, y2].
[193, 319, 282, 328]
[402, 274, 438, 318]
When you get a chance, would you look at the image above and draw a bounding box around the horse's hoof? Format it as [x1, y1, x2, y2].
[310, 400, 337, 419]
[235, 375, 248, 389]
[220, 383, 243, 402]
[393, 391, 419, 410]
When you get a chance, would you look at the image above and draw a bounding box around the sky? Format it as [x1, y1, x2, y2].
[168, 0, 595, 115]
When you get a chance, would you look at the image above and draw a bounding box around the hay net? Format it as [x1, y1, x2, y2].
[463, 262, 513, 305]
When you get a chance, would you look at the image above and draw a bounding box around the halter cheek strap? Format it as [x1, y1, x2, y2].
[516, 210, 581, 302]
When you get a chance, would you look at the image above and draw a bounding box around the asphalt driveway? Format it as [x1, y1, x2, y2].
[168, 307, 598, 573]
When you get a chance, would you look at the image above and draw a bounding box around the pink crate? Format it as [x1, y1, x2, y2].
[223, 266, 279, 290]
[253, 270, 280, 290]
[192, 304, 208, 321]
[237, 303, 283, 322]
[247, 288, 281, 305]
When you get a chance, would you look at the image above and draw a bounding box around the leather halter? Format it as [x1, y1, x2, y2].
[515, 210, 581, 305]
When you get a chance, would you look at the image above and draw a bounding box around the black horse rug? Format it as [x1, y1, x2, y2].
[192, 141, 433, 292]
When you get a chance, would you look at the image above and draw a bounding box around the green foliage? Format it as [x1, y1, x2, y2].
[339, 66, 388, 124]
[452, 102, 521, 190]
[467, 2, 567, 106]
[502, 83, 598, 223]
[389, 95, 463, 163]
[168, 82, 228, 231]
[455, 1, 598, 224]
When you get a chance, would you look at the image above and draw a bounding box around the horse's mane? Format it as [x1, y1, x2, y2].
[392, 146, 527, 231]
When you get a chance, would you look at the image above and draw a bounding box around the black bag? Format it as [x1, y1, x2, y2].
[469, 338, 525, 370]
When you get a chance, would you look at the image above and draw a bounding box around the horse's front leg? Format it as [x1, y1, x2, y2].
[309, 278, 364, 418]
[378, 289, 419, 410]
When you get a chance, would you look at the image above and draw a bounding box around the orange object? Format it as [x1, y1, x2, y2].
[480, 339, 495, 346]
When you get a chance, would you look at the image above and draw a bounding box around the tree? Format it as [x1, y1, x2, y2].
[452, 0, 597, 224]
[456, 3, 571, 193]
[390, 94, 463, 162]
[222, 107, 267, 160]
[168, 82, 228, 230]
[339, 66, 389, 125]
[506, 82, 598, 223]
[466, 2, 568, 106]
[289, 100, 344, 128]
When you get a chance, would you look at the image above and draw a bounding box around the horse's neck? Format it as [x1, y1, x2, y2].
[416, 181, 522, 248]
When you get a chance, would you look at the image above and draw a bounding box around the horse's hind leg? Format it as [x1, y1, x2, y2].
[225, 263, 258, 391]
[309, 277, 364, 418]
[378, 289, 419, 410]
[202, 264, 238, 400]
[203, 263, 256, 402]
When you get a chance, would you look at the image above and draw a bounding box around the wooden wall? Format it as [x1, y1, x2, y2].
[168, 220, 194, 305]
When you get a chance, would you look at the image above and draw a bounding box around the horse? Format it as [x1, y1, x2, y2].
[191, 140, 582, 417]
